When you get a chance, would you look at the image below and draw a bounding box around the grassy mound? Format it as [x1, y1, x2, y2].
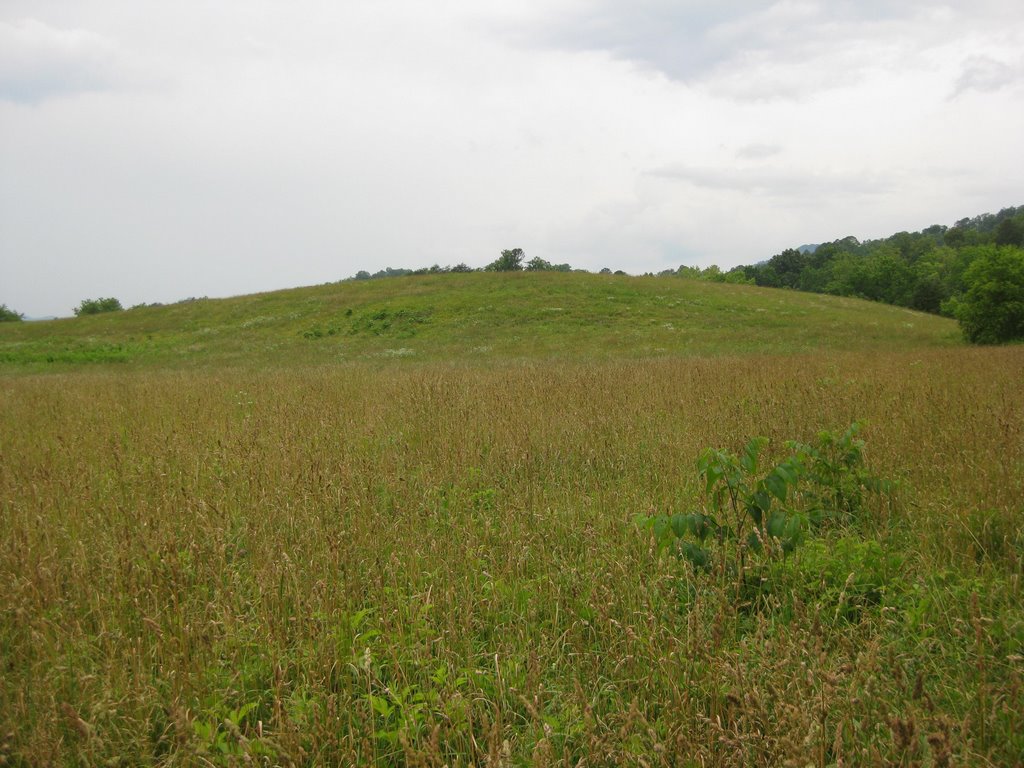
[0, 272, 959, 368]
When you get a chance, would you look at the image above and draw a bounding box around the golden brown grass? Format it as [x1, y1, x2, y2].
[1, 347, 1021, 765]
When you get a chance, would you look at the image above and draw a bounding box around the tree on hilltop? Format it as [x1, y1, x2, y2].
[0, 304, 24, 322]
[486, 248, 525, 272]
[74, 297, 123, 316]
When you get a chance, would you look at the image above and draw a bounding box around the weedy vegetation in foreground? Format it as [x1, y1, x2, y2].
[0, 275, 1021, 766]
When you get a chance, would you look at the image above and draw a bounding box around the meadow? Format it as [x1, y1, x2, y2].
[0, 272, 959, 368]
[0, 275, 1021, 766]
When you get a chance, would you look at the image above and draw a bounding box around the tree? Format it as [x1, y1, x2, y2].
[994, 217, 1024, 247]
[486, 248, 525, 272]
[0, 304, 24, 322]
[766, 248, 809, 288]
[525, 256, 552, 271]
[955, 245, 1024, 344]
[910, 274, 946, 314]
[74, 297, 123, 316]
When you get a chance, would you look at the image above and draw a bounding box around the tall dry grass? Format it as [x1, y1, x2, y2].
[1, 347, 1021, 765]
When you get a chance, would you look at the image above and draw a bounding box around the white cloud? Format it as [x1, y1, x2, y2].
[0, 18, 141, 102]
[0, 1, 1022, 316]
[953, 54, 1024, 97]
[647, 164, 897, 199]
[736, 143, 783, 160]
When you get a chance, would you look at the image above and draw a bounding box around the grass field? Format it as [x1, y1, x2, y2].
[0, 272, 959, 369]
[1, 275, 1021, 766]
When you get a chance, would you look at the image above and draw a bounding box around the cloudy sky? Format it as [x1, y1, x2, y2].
[1, 1, 1022, 317]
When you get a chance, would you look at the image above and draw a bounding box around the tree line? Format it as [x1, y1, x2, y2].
[726, 205, 1024, 343]
[657, 206, 1024, 343]
[349, 248, 577, 279]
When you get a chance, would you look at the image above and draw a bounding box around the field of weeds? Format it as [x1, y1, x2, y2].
[1, 347, 1022, 766]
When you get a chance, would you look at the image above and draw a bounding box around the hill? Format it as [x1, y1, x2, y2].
[0, 272, 959, 369]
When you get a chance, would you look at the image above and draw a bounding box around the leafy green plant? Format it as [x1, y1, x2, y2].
[367, 684, 436, 749]
[786, 421, 894, 526]
[643, 436, 799, 581]
[641, 422, 892, 591]
[192, 701, 275, 763]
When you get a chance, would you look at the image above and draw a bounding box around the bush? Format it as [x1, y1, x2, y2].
[0, 304, 24, 322]
[639, 423, 894, 609]
[955, 245, 1024, 343]
[485, 249, 525, 272]
[74, 297, 123, 316]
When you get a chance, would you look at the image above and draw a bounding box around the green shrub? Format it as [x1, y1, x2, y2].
[0, 304, 23, 322]
[74, 297, 123, 316]
[955, 245, 1024, 343]
[639, 423, 894, 607]
[485, 248, 525, 272]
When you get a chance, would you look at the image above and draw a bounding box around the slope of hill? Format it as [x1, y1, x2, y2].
[0, 271, 960, 369]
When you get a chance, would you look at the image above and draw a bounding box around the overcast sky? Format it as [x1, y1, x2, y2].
[1, 1, 1022, 317]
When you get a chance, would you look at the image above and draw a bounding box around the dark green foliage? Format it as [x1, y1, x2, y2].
[346, 255, 570, 280]
[74, 297, 123, 316]
[994, 217, 1024, 247]
[729, 205, 1024, 320]
[675, 264, 753, 284]
[785, 421, 894, 525]
[640, 423, 892, 597]
[955, 245, 1024, 343]
[523, 256, 572, 272]
[0, 304, 23, 322]
[911, 273, 946, 313]
[770, 537, 905, 623]
[486, 248, 525, 272]
[347, 307, 432, 338]
[0, 341, 136, 364]
[301, 326, 340, 339]
[302, 307, 432, 341]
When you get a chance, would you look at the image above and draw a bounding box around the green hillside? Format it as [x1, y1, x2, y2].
[0, 272, 960, 369]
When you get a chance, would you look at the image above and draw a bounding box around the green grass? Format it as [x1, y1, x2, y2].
[0, 272, 959, 369]
[1, 273, 1019, 766]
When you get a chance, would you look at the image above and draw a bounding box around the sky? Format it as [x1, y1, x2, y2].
[1, 1, 1022, 317]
